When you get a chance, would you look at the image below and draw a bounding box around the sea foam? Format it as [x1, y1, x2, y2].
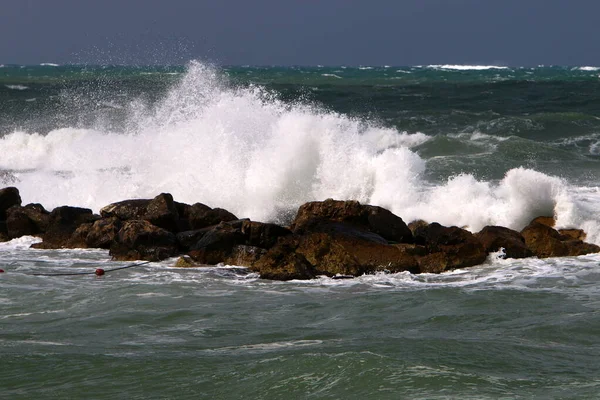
[1, 61, 599, 242]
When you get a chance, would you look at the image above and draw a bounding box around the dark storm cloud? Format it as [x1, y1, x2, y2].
[1, 0, 599, 66]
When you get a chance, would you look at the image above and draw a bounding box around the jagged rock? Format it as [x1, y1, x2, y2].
[181, 203, 238, 230]
[563, 240, 600, 256]
[251, 223, 419, 279]
[32, 206, 97, 249]
[188, 222, 247, 264]
[109, 220, 177, 261]
[144, 193, 179, 232]
[100, 199, 151, 220]
[66, 223, 94, 248]
[291, 199, 413, 243]
[412, 222, 487, 271]
[559, 229, 586, 241]
[295, 232, 419, 276]
[521, 221, 568, 258]
[6, 204, 50, 239]
[531, 216, 555, 227]
[174, 255, 198, 268]
[224, 245, 267, 267]
[176, 227, 213, 251]
[85, 217, 122, 249]
[240, 220, 292, 249]
[408, 220, 429, 244]
[521, 221, 600, 258]
[0, 187, 21, 220]
[475, 225, 534, 259]
[251, 239, 316, 280]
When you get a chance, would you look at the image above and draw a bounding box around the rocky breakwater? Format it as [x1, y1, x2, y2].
[1, 187, 599, 280]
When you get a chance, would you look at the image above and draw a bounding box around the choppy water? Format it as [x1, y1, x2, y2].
[2, 63, 600, 398]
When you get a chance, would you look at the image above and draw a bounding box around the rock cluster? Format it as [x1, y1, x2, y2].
[1, 187, 599, 280]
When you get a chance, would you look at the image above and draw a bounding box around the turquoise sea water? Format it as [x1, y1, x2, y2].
[2, 63, 600, 398]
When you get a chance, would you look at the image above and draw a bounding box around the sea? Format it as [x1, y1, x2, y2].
[2, 62, 600, 399]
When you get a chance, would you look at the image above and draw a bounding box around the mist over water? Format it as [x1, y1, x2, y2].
[1, 62, 600, 241]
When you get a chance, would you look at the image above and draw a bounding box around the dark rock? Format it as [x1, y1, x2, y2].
[182, 203, 238, 230]
[364, 205, 414, 243]
[86, 217, 122, 249]
[0, 187, 21, 220]
[176, 227, 213, 251]
[559, 229, 586, 241]
[251, 239, 316, 280]
[174, 201, 192, 231]
[6, 204, 50, 239]
[32, 206, 97, 249]
[475, 225, 534, 259]
[531, 216, 555, 228]
[224, 245, 267, 267]
[296, 220, 389, 245]
[521, 221, 568, 258]
[295, 232, 419, 276]
[291, 199, 413, 243]
[188, 222, 246, 264]
[109, 220, 177, 261]
[408, 220, 429, 245]
[521, 221, 600, 258]
[144, 193, 179, 232]
[412, 222, 487, 271]
[173, 255, 198, 268]
[240, 220, 292, 249]
[100, 199, 150, 220]
[65, 223, 94, 248]
[563, 240, 600, 257]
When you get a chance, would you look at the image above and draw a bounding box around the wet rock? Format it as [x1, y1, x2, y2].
[521, 221, 600, 258]
[176, 227, 213, 251]
[531, 216, 555, 228]
[65, 223, 94, 248]
[295, 232, 419, 276]
[521, 221, 569, 258]
[144, 193, 179, 232]
[291, 199, 413, 243]
[251, 239, 316, 280]
[6, 204, 50, 239]
[32, 206, 97, 249]
[181, 203, 238, 230]
[475, 225, 534, 259]
[109, 220, 177, 261]
[408, 220, 429, 245]
[224, 245, 267, 267]
[188, 222, 246, 264]
[86, 217, 122, 249]
[0, 187, 21, 220]
[240, 220, 292, 249]
[173, 255, 198, 268]
[559, 229, 586, 241]
[412, 222, 487, 271]
[100, 199, 151, 220]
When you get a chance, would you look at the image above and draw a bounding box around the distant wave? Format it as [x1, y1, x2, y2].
[5, 85, 29, 90]
[321, 74, 342, 79]
[578, 66, 599, 71]
[427, 65, 509, 70]
[40, 63, 59, 67]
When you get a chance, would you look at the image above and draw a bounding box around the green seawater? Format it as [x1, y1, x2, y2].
[2, 245, 600, 399]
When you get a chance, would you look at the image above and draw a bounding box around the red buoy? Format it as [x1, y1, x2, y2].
[95, 268, 105, 276]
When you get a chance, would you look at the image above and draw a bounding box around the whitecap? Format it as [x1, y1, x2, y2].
[5, 84, 28, 90]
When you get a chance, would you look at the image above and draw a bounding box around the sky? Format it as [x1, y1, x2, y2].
[1, 0, 599, 66]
